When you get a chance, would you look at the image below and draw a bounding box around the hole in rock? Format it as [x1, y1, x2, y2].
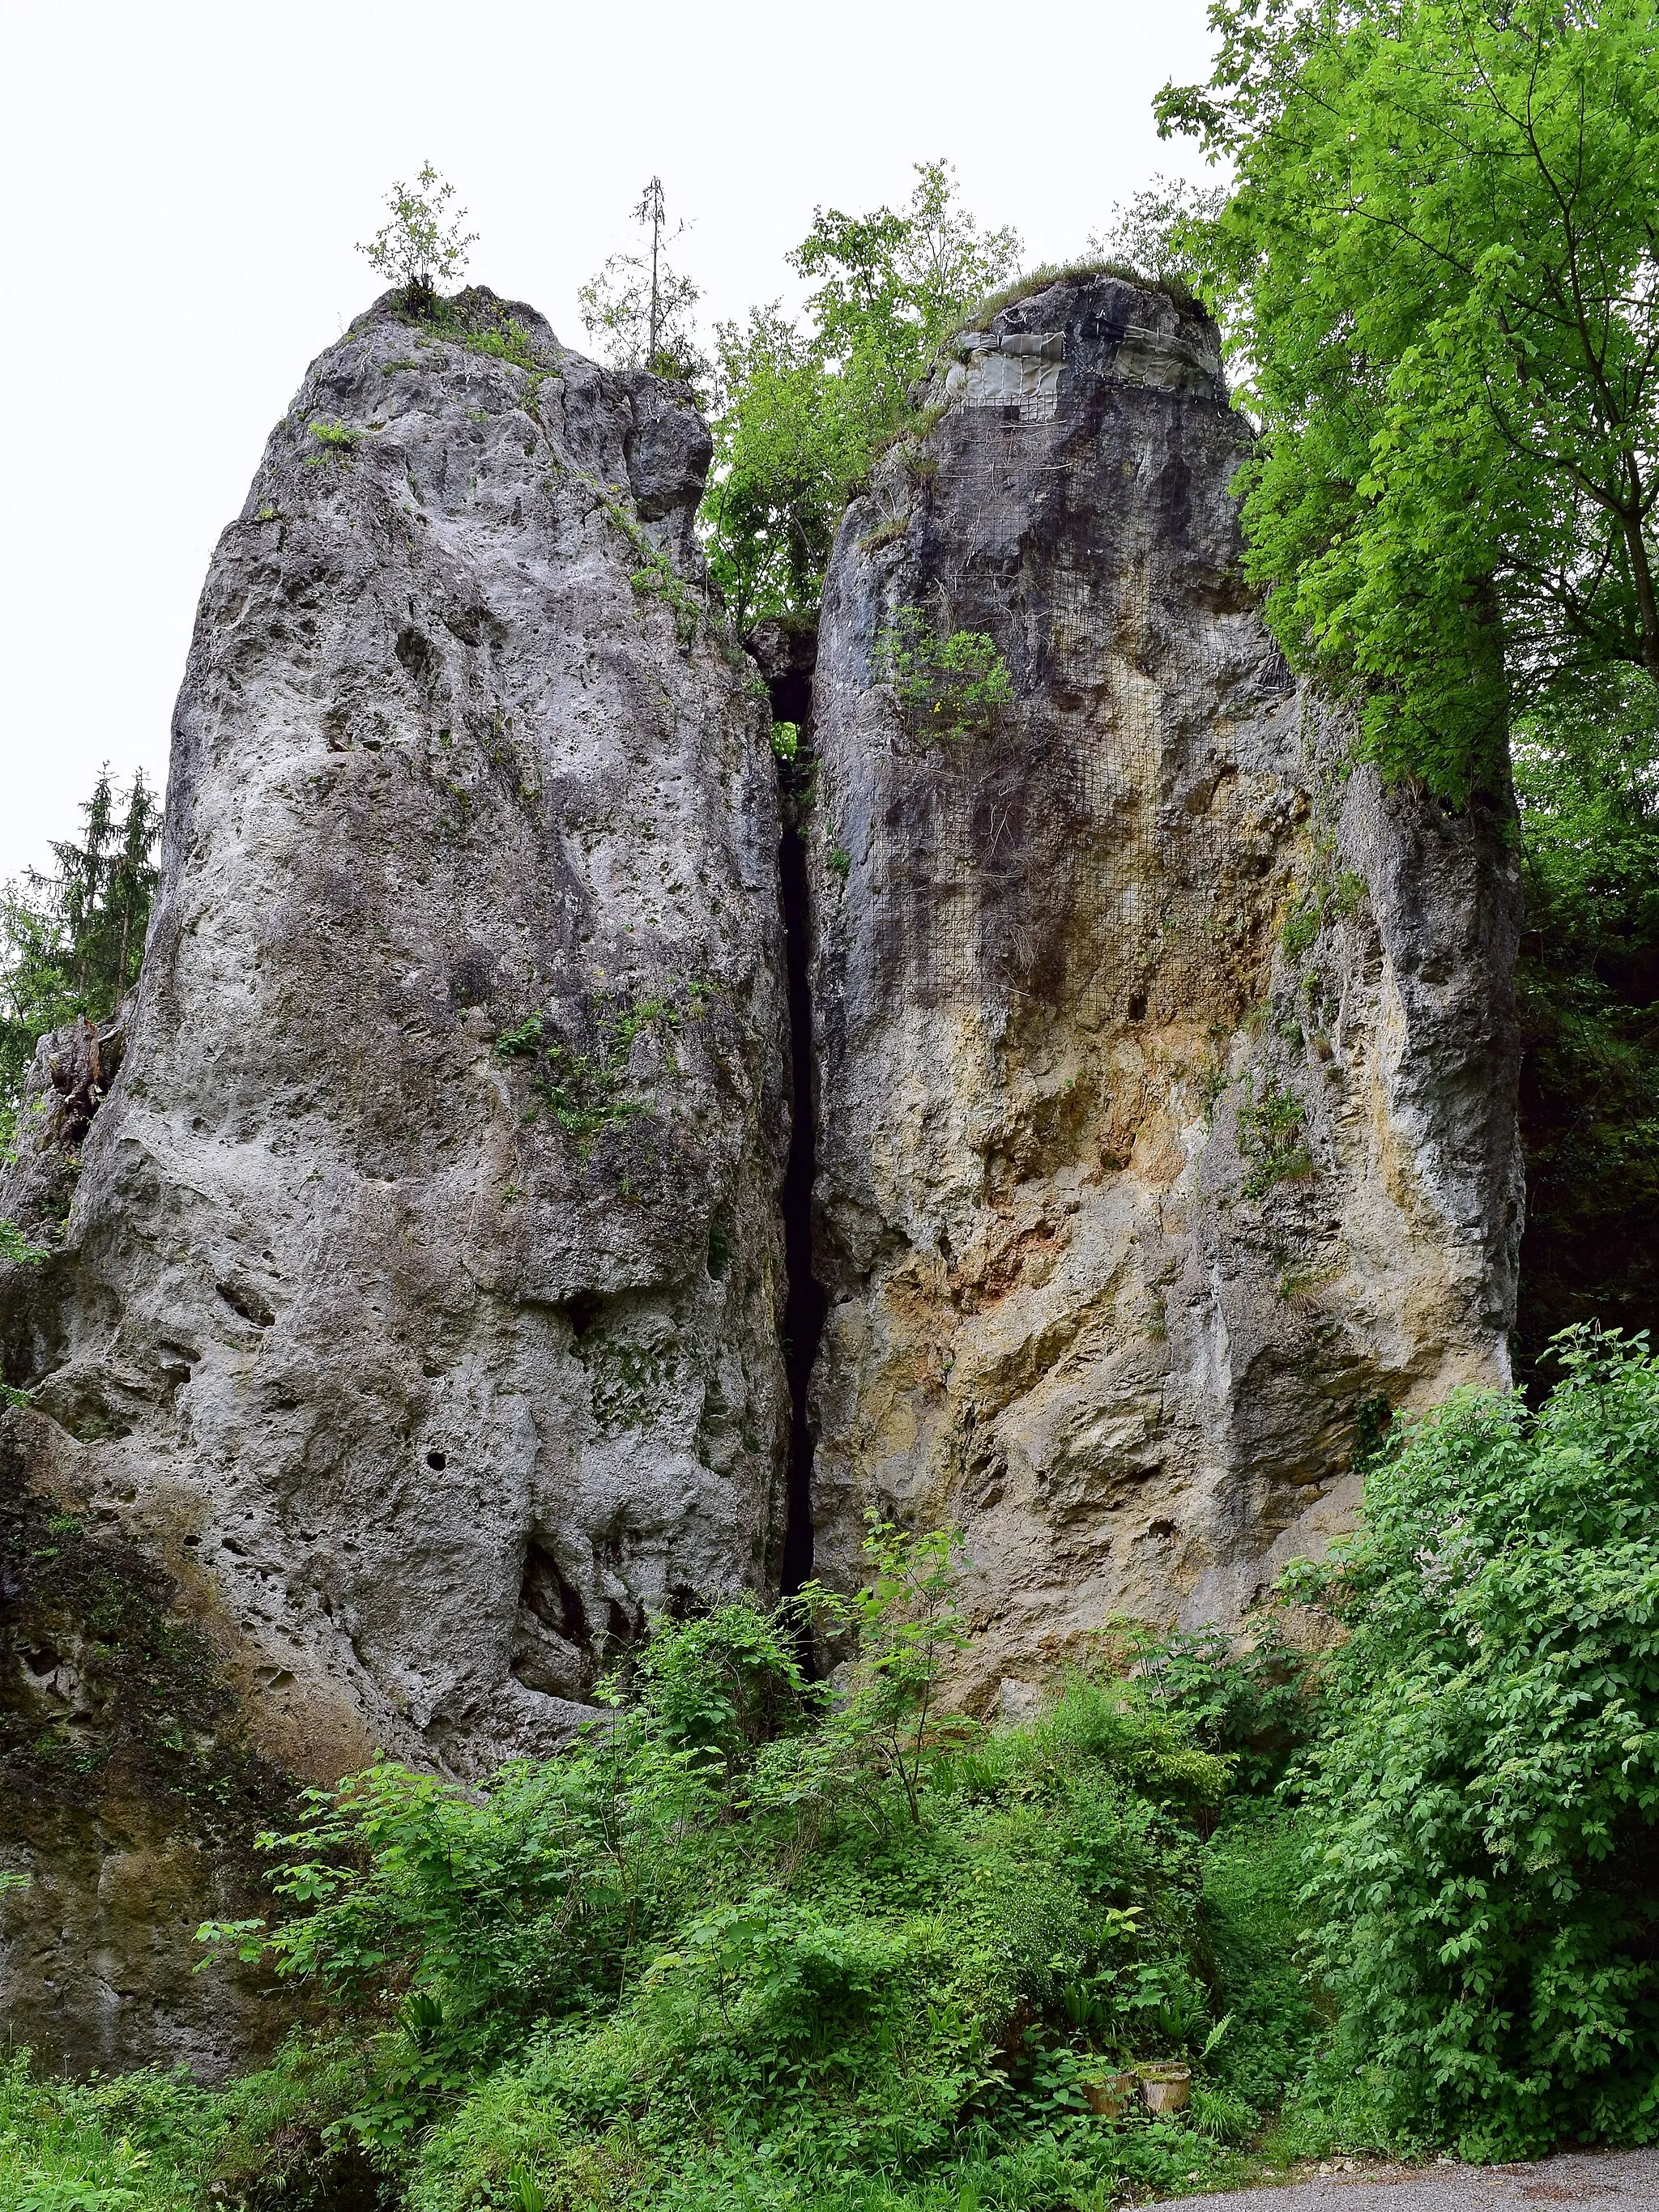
[426, 1449, 447, 1471]
[746, 616, 817, 731]
[520, 1539, 588, 1642]
[394, 625, 441, 685]
[706, 1215, 731, 1278]
[512, 1535, 643, 1701]
[606, 1598, 635, 1644]
[770, 667, 812, 726]
[217, 1279, 275, 1328]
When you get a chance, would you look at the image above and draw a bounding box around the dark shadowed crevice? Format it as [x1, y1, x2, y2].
[747, 617, 824, 1596]
[778, 778, 824, 1596]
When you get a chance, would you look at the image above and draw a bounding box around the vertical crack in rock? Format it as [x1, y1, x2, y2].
[748, 618, 824, 1593]
[778, 771, 825, 1593]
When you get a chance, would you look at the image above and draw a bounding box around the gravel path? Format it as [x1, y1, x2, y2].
[1149, 2146, 1659, 2210]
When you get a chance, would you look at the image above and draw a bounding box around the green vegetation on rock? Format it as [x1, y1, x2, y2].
[701, 162, 1021, 630]
[1237, 1078, 1314, 1200]
[494, 985, 709, 1158]
[872, 607, 1015, 741]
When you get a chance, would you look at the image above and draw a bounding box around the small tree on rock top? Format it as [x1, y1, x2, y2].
[578, 177, 706, 386]
[358, 162, 478, 304]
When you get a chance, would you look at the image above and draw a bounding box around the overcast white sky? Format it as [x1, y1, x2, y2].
[0, 0, 1220, 884]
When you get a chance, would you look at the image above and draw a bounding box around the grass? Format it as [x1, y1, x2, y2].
[953, 257, 1201, 337]
[0, 2052, 215, 2212]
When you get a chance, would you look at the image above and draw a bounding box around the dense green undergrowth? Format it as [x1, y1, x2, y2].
[7, 1335, 1659, 2209]
[1286, 1328, 1659, 2159]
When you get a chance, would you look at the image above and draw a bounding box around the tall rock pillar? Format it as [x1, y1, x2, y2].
[804, 272, 1521, 1700]
[0, 288, 790, 2064]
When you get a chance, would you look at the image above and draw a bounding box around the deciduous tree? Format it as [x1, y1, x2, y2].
[1158, 0, 1659, 797]
[702, 162, 1021, 629]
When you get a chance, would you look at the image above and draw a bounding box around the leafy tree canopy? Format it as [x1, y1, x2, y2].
[1158, 0, 1659, 798]
[702, 162, 1021, 630]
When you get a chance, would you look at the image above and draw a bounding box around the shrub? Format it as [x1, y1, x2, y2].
[1285, 1327, 1659, 2157]
[1118, 1621, 1312, 1792]
[702, 163, 1021, 629]
[872, 607, 1013, 739]
[358, 164, 477, 305]
[198, 1531, 1257, 2208]
[201, 1611, 812, 2084]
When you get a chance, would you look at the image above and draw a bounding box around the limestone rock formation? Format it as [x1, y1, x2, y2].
[1, 288, 790, 2060]
[803, 272, 1522, 1703]
[0, 267, 1528, 2071]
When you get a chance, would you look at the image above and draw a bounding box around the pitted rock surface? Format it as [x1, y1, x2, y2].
[0, 271, 1529, 2071]
[803, 272, 1521, 1695]
[1, 286, 790, 1794]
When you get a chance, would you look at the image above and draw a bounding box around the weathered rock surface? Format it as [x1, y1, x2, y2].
[1, 288, 790, 2061]
[0, 1415, 292, 2073]
[804, 273, 1521, 1703]
[0, 268, 1528, 2070]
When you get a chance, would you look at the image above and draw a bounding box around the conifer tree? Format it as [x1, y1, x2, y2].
[1, 766, 161, 1149]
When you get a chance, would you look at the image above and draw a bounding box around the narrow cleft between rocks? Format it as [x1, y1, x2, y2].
[777, 731, 823, 1598]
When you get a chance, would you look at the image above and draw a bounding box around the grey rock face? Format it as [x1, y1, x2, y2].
[2, 288, 790, 1788]
[0, 270, 1526, 2069]
[803, 273, 1520, 1698]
